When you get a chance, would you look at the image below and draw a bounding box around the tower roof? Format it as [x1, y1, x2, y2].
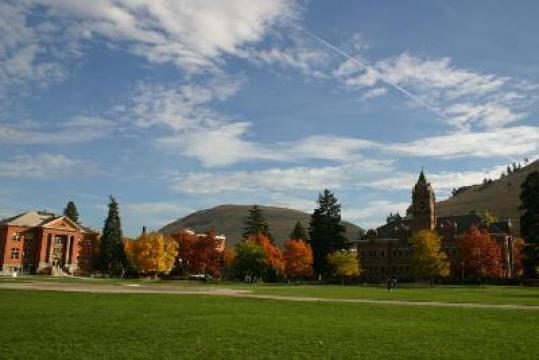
[418, 169, 427, 184]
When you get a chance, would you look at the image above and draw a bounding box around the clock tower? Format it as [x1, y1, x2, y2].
[410, 170, 436, 232]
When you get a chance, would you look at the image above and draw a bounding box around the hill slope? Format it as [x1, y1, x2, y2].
[160, 204, 363, 246]
[437, 159, 539, 235]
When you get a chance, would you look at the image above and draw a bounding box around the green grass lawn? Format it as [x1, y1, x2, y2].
[245, 283, 539, 306]
[2, 276, 539, 306]
[0, 289, 537, 359]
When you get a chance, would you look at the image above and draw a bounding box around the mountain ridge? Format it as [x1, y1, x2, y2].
[436, 159, 539, 236]
[160, 204, 363, 246]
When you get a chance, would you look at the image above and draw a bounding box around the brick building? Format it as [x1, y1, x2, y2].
[0, 211, 98, 275]
[356, 171, 515, 282]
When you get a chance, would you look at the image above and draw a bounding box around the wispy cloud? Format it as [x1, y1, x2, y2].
[332, 51, 532, 130]
[0, 153, 96, 179]
[0, 116, 114, 145]
[389, 126, 539, 159]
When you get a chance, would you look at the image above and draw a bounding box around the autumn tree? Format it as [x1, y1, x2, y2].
[243, 205, 271, 238]
[233, 240, 266, 281]
[246, 233, 284, 280]
[222, 248, 237, 280]
[124, 232, 178, 278]
[189, 230, 224, 277]
[520, 171, 539, 278]
[289, 221, 308, 241]
[283, 239, 313, 280]
[457, 226, 502, 280]
[99, 196, 127, 276]
[327, 251, 360, 285]
[309, 190, 348, 276]
[410, 230, 450, 286]
[171, 230, 224, 277]
[63, 201, 79, 224]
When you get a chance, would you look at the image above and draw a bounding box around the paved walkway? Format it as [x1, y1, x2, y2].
[1, 281, 538, 311]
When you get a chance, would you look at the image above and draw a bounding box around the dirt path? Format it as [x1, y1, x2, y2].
[1, 281, 538, 311]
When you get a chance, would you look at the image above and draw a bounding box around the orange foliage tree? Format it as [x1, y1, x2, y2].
[124, 232, 178, 277]
[171, 230, 224, 277]
[222, 248, 236, 279]
[457, 226, 503, 279]
[245, 233, 284, 279]
[283, 239, 313, 280]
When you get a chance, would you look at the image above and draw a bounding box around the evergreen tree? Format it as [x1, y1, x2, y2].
[289, 221, 308, 241]
[309, 189, 348, 276]
[99, 196, 126, 276]
[243, 205, 271, 238]
[520, 171, 539, 278]
[63, 201, 79, 223]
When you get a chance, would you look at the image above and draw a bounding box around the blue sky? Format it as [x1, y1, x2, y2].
[1, 0, 538, 236]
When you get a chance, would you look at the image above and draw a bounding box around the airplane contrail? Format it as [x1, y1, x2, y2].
[294, 25, 449, 121]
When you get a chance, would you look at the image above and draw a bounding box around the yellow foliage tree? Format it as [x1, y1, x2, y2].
[410, 230, 450, 285]
[327, 251, 360, 284]
[124, 232, 178, 277]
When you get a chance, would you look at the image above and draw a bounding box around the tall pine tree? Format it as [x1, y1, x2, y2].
[63, 201, 79, 224]
[243, 205, 271, 238]
[520, 171, 539, 278]
[100, 196, 126, 276]
[289, 221, 308, 241]
[309, 189, 348, 276]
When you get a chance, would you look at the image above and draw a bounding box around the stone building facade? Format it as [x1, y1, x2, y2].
[0, 211, 98, 275]
[356, 171, 515, 282]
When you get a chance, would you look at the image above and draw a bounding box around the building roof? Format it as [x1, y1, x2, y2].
[0, 210, 92, 233]
[0, 211, 58, 227]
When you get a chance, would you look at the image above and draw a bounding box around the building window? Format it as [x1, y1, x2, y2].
[23, 248, 31, 259]
[12, 232, 22, 241]
[11, 248, 20, 259]
[404, 249, 409, 256]
[380, 250, 385, 257]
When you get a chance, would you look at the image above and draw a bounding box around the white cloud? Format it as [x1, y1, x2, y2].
[0, 154, 95, 179]
[38, 0, 299, 73]
[128, 78, 243, 131]
[443, 102, 526, 129]
[360, 87, 387, 101]
[246, 45, 329, 79]
[389, 126, 539, 159]
[333, 51, 532, 131]
[169, 161, 394, 194]
[0, 116, 114, 145]
[168, 160, 517, 202]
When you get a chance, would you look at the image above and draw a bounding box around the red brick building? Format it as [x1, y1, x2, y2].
[357, 171, 515, 282]
[0, 211, 98, 275]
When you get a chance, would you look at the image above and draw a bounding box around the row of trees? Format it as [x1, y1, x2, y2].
[89, 192, 358, 281]
[70, 169, 539, 280]
[409, 226, 526, 284]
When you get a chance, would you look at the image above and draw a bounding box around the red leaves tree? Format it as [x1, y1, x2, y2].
[171, 229, 224, 277]
[283, 239, 313, 280]
[457, 226, 503, 279]
[245, 233, 284, 278]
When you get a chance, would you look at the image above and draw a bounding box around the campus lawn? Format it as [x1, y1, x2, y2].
[244, 283, 539, 306]
[2, 276, 539, 306]
[0, 290, 538, 359]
